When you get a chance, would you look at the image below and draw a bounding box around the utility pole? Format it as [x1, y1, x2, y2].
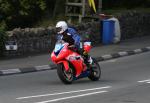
[98, 0, 102, 14]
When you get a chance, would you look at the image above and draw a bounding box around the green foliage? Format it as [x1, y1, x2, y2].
[19, 0, 46, 15]
[0, 0, 46, 30]
[0, 26, 7, 56]
[0, 0, 150, 30]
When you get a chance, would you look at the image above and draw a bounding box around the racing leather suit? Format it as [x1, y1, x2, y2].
[57, 27, 91, 65]
[57, 27, 81, 49]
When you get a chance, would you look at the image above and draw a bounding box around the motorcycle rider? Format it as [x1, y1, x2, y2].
[55, 21, 92, 65]
[56, 21, 80, 49]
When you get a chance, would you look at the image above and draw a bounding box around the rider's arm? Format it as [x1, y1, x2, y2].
[56, 34, 63, 41]
[68, 28, 81, 48]
[62, 33, 75, 46]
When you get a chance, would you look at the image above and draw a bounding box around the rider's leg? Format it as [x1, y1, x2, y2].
[76, 44, 93, 65]
[83, 51, 93, 65]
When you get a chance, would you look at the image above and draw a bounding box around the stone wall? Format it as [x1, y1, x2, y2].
[118, 11, 150, 39]
[5, 11, 150, 57]
[5, 27, 56, 56]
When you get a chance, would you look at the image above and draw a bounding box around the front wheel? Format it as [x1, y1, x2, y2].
[57, 63, 74, 84]
[88, 58, 101, 81]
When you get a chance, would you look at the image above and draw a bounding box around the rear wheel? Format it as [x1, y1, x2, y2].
[88, 58, 101, 81]
[57, 63, 74, 84]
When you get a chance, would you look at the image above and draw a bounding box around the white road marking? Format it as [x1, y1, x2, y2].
[16, 86, 111, 100]
[146, 46, 150, 50]
[35, 91, 108, 103]
[133, 49, 142, 53]
[1, 69, 21, 74]
[138, 79, 150, 83]
[35, 65, 50, 70]
[102, 55, 112, 60]
[118, 52, 128, 56]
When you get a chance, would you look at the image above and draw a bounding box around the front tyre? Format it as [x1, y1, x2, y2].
[88, 58, 101, 81]
[57, 63, 74, 84]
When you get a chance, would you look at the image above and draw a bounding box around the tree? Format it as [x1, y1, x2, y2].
[0, 0, 46, 29]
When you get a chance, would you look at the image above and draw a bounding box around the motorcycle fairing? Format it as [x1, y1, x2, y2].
[51, 44, 70, 63]
[84, 42, 91, 53]
[57, 60, 69, 71]
[66, 53, 85, 77]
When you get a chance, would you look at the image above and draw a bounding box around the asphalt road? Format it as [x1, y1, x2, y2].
[0, 52, 150, 103]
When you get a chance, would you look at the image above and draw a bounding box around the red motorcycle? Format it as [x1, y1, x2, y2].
[51, 40, 101, 84]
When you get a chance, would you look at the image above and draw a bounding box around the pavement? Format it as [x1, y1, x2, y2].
[0, 36, 150, 76]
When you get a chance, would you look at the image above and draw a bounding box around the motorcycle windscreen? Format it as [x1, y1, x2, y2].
[54, 43, 64, 56]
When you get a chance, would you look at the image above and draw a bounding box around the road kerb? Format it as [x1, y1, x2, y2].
[0, 46, 150, 76]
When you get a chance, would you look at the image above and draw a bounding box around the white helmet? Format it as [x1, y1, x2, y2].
[56, 21, 68, 34]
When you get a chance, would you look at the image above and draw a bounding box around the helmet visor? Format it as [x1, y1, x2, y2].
[56, 27, 62, 33]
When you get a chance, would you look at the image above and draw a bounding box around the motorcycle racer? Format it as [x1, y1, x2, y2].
[56, 21, 80, 49]
[55, 21, 93, 65]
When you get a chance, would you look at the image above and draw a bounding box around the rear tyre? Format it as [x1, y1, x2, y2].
[57, 63, 74, 84]
[88, 58, 101, 81]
